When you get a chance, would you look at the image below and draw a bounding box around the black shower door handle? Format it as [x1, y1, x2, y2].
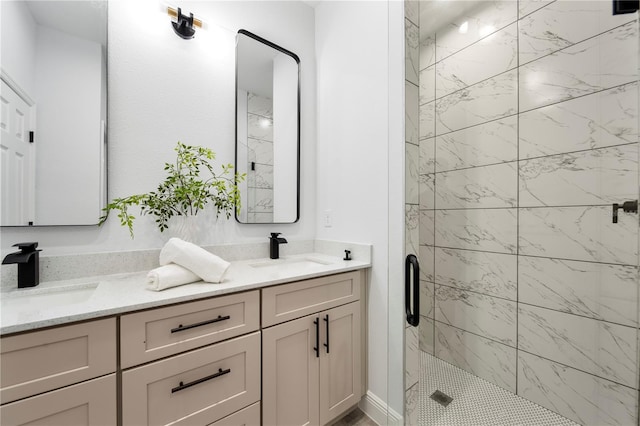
[405, 254, 420, 327]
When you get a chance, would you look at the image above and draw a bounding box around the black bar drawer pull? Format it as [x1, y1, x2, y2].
[313, 318, 320, 358]
[323, 314, 330, 354]
[171, 368, 231, 393]
[405, 254, 420, 327]
[171, 315, 231, 333]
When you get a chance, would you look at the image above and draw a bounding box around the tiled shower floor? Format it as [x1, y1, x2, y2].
[419, 352, 580, 426]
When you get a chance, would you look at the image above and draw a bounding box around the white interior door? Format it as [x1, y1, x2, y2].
[0, 79, 35, 226]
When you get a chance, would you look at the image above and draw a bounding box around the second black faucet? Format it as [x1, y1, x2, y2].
[269, 233, 288, 259]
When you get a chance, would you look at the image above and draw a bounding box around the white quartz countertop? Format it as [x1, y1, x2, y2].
[0, 253, 370, 335]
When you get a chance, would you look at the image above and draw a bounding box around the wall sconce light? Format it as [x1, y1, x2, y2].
[167, 6, 202, 39]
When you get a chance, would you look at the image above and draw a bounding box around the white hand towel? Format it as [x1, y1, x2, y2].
[159, 238, 230, 283]
[146, 264, 201, 291]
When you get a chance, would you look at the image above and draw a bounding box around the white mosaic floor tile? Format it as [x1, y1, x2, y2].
[419, 352, 578, 426]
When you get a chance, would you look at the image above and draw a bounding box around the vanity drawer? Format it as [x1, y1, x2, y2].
[262, 271, 361, 327]
[0, 318, 116, 404]
[122, 331, 260, 426]
[0, 374, 116, 426]
[208, 401, 260, 426]
[120, 290, 259, 368]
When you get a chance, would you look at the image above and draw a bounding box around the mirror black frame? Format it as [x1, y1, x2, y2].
[234, 29, 300, 224]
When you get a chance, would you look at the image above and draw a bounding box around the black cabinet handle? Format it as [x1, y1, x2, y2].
[405, 254, 420, 327]
[171, 315, 230, 333]
[313, 318, 320, 358]
[323, 314, 330, 354]
[171, 368, 231, 393]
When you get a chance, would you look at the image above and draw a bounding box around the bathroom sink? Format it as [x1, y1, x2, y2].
[1, 282, 99, 312]
[249, 257, 332, 273]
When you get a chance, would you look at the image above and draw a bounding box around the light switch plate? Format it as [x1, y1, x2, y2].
[323, 210, 332, 227]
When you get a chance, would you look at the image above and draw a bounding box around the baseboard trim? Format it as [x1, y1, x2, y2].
[359, 391, 403, 425]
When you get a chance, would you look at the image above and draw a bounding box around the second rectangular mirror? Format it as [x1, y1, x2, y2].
[235, 29, 300, 224]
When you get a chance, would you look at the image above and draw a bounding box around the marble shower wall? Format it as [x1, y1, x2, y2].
[418, 1, 639, 425]
[405, 1, 421, 425]
[246, 93, 274, 222]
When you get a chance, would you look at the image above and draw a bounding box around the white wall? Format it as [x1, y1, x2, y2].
[1, 1, 37, 97]
[34, 26, 103, 225]
[1, 1, 316, 255]
[315, 0, 398, 414]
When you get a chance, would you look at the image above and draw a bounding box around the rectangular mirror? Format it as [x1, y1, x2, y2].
[1, 0, 107, 226]
[235, 29, 300, 224]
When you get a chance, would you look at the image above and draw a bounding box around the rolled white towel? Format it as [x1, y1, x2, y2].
[146, 264, 201, 291]
[159, 238, 230, 283]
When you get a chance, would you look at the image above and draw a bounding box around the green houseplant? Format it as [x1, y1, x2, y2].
[99, 142, 245, 238]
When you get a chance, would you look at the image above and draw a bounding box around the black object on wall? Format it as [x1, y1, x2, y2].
[613, 0, 639, 14]
[612, 200, 638, 223]
[169, 7, 201, 39]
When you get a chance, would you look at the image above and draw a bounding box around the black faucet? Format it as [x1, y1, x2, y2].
[2, 242, 42, 288]
[269, 233, 288, 259]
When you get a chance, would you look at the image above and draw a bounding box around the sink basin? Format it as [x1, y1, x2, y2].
[1, 282, 98, 312]
[249, 257, 332, 274]
[250, 257, 331, 268]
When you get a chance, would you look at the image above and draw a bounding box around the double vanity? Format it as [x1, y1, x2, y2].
[0, 246, 370, 426]
[1, 1, 366, 424]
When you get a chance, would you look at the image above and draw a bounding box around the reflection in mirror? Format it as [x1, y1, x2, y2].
[235, 30, 299, 224]
[0, 1, 107, 226]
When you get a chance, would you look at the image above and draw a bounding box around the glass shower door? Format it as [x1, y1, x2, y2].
[390, 1, 640, 425]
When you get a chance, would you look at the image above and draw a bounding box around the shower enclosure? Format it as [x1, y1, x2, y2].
[391, 1, 640, 425]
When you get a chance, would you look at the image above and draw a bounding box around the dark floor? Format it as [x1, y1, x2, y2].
[331, 408, 378, 426]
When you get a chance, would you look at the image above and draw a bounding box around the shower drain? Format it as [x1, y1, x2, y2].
[430, 390, 454, 407]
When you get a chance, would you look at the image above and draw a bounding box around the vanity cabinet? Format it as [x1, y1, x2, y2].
[262, 271, 364, 426]
[263, 313, 320, 426]
[120, 290, 261, 426]
[0, 318, 117, 425]
[262, 271, 361, 327]
[209, 402, 261, 426]
[120, 290, 260, 368]
[0, 269, 366, 426]
[122, 332, 261, 425]
[0, 375, 116, 425]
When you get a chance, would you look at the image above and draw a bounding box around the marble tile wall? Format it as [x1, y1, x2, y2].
[418, 1, 639, 425]
[246, 93, 274, 222]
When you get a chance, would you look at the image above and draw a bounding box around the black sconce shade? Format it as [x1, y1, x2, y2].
[168, 7, 202, 39]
